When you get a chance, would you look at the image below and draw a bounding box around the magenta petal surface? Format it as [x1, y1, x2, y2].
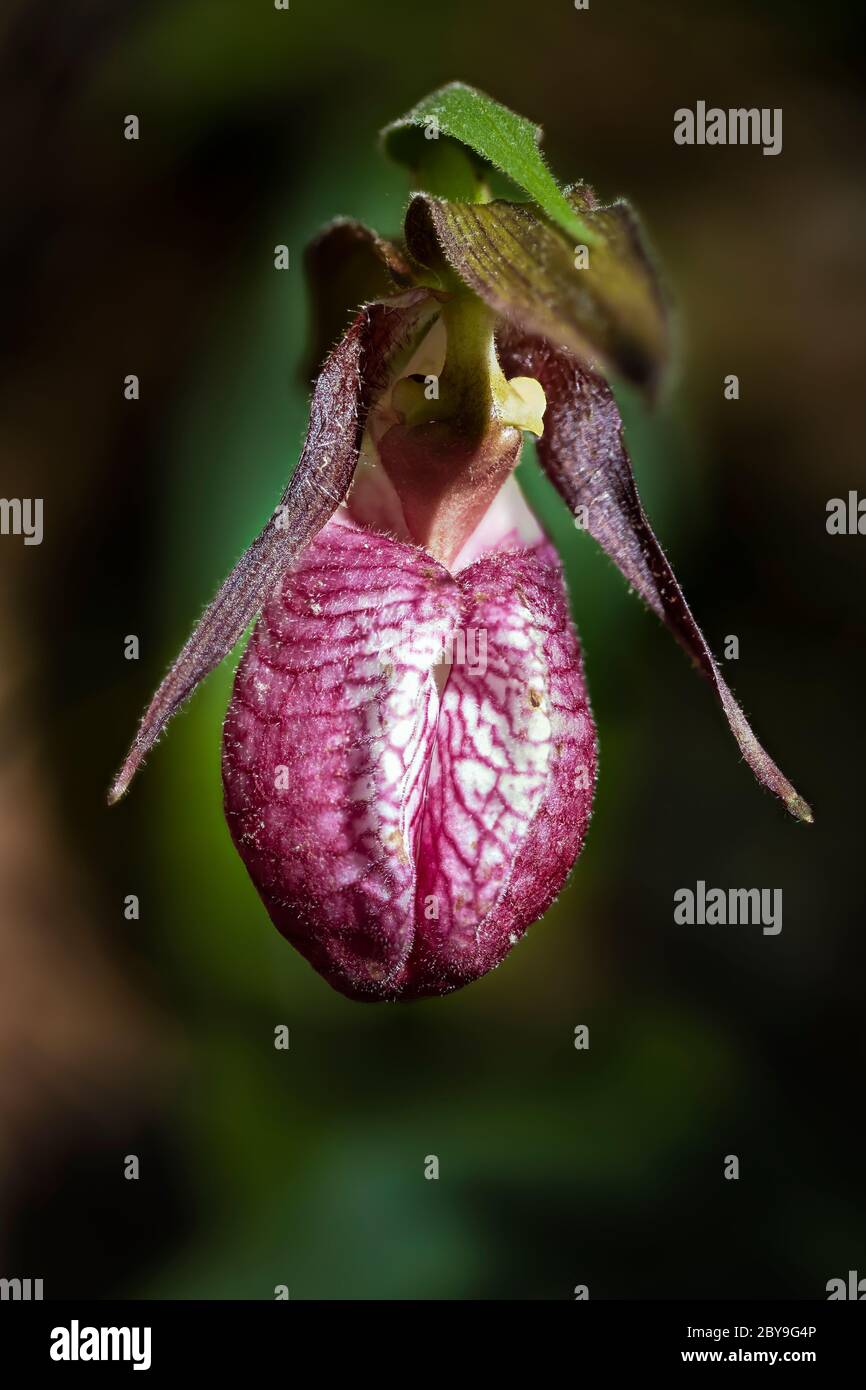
[222, 520, 597, 1000]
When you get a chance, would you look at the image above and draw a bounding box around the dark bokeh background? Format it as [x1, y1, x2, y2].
[1, 0, 864, 1299]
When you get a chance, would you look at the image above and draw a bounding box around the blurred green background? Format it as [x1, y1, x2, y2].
[1, 0, 864, 1299]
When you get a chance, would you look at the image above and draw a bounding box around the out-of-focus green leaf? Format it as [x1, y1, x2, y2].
[405, 189, 670, 396]
[382, 81, 596, 244]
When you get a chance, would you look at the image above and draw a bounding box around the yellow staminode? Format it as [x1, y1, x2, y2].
[496, 372, 546, 438]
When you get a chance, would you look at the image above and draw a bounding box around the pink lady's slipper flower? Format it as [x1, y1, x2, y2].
[110, 85, 810, 1001]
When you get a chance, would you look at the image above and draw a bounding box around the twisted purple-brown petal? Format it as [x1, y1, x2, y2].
[498, 328, 812, 823]
[108, 291, 436, 804]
